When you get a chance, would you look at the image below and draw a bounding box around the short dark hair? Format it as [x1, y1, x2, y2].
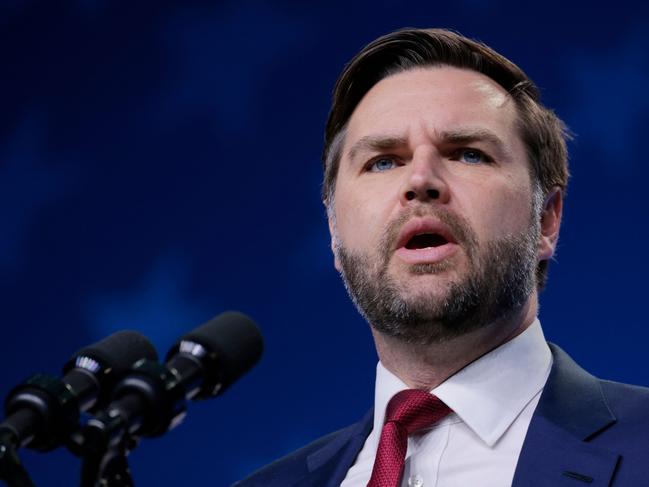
[322, 28, 570, 289]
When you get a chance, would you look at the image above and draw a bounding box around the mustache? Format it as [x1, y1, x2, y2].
[379, 206, 478, 261]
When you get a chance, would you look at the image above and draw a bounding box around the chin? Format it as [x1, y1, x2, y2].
[396, 283, 454, 306]
[394, 267, 460, 292]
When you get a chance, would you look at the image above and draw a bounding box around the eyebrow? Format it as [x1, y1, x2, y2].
[440, 129, 505, 148]
[439, 128, 510, 157]
[347, 134, 408, 162]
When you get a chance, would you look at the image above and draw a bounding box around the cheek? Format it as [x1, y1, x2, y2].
[333, 186, 394, 250]
[464, 183, 533, 239]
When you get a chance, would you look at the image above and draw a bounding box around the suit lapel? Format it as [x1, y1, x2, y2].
[300, 409, 373, 487]
[512, 344, 619, 486]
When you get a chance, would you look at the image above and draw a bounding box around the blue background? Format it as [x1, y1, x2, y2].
[1, 1, 648, 485]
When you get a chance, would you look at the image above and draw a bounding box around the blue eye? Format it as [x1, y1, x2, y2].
[369, 158, 397, 172]
[459, 149, 490, 164]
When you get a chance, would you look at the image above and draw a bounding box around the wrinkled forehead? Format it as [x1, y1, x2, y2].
[343, 66, 519, 150]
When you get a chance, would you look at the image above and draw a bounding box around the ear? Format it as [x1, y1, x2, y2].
[537, 187, 563, 262]
[327, 211, 342, 272]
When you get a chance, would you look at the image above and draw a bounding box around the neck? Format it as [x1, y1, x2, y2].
[372, 295, 539, 390]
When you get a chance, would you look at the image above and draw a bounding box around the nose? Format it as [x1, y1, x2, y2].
[399, 151, 450, 205]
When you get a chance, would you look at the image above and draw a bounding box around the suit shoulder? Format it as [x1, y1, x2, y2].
[231, 423, 358, 487]
[599, 379, 649, 420]
[600, 379, 649, 397]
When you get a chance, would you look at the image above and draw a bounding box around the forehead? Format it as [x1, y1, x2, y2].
[343, 66, 521, 154]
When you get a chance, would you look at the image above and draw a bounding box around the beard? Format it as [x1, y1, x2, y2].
[334, 205, 540, 345]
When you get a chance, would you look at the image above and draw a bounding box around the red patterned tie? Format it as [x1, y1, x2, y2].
[367, 389, 452, 487]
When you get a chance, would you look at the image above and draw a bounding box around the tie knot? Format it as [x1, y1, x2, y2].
[384, 389, 451, 434]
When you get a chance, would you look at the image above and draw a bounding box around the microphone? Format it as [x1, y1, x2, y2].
[0, 330, 158, 452]
[84, 311, 263, 444]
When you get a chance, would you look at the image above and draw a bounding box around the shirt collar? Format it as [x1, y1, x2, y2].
[373, 319, 552, 447]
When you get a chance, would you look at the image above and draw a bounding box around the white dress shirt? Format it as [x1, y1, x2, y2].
[341, 319, 552, 487]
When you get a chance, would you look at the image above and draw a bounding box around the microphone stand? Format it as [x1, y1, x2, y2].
[0, 430, 36, 487]
[80, 446, 135, 487]
[75, 420, 138, 487]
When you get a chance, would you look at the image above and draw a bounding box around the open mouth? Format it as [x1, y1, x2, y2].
[405, 233, 449, 250]
[394, 218, 458, 264]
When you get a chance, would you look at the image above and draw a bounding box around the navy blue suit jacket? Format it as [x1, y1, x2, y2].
[234, 344, 649, 486]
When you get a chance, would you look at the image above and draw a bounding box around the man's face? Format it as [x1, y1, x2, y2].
[330, 66, 547, 344]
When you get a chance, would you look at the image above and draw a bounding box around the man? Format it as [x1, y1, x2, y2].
[234, 28, 649, 486]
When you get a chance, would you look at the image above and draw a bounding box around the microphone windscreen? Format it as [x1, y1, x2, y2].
[65, 330, 159, 376]
[178, 311, 263, 393]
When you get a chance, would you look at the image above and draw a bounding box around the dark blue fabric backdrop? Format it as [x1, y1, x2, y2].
[1, 1, 648, 485]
